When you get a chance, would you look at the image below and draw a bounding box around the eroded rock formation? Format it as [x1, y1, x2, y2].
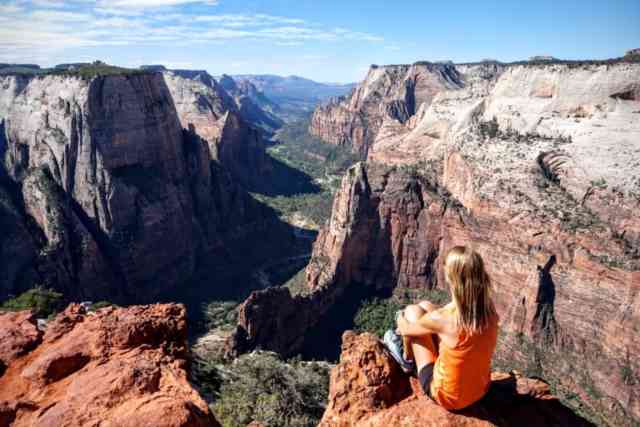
[309, 62, 475, 155]
[165, 70, 274, 189]
[320, 332, 592, 427]
[0, 304, 220, 427]
[0, 71, 287, 302]
[233, 60, 640, 425]
[217, 74, 283, 133]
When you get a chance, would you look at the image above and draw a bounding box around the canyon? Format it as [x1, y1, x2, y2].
[0, 67, 289, 303]
[2, 54, 640, 426]
[232, 58, 640, 426]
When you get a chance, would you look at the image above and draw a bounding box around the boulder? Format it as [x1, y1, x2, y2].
[0, 304, 220, 427]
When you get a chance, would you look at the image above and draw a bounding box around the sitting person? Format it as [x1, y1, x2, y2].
[383, 246, 499, 411]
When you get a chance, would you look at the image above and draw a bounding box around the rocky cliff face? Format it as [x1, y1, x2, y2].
[164, 70, 274, 190]
[0, 71, 285, 302]
[0, 304, 220, 427]
[309, 62, 474, 155]
[320, 332, 592, 427]
[218, 74, 283, 132]
[233, 61, 640, 425]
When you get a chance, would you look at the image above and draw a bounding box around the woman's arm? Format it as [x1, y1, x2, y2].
[397, 310, 444, 337]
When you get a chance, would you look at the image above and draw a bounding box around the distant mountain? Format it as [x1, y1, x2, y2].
[218, 74, 284, 132]
[231, 74, 356, 120]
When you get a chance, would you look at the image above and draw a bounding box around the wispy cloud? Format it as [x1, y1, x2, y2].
[97, 0, 220, 8]
[0, 1, 384, 64]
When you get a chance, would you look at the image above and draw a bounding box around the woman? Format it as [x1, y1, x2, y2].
[383, 246, 499, 411]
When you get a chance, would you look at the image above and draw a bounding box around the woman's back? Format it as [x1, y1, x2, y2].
[430, 305, 499, 410]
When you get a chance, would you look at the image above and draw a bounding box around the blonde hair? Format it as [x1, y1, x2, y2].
[444, 246, 496, 335]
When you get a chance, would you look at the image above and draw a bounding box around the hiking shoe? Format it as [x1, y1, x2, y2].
[382, 329, 415, 374]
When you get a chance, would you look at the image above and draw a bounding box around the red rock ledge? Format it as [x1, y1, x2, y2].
[0, 304, 220, 427]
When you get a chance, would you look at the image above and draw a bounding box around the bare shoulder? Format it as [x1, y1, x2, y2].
[422, 303, 454, 330]
[428, 303, 457, 334]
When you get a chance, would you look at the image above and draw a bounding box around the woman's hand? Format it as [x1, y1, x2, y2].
[396, 312, 409, 336]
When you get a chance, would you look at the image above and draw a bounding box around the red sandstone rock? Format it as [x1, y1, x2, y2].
[320, 332, 592, 427]
[0, 304, 220, 427]
[0, 311, 42, 367]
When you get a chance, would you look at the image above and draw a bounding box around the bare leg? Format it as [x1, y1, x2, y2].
[401, 300, 438, 360]
[403, 304, 438, 373]
[417, 300, 440, 353]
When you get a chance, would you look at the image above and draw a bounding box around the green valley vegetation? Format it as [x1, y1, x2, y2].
[0, 286, 64, 318]
[254, 118, 359, 229]
[196, 352, 330, 427]
[193, 301, 331, 427]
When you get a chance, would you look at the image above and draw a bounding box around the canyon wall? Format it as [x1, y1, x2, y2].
[0, 71, 286, 302]
[0, 304, 220, 427]
[308, 62, 500, 156]
[164, 70, 274, 190]
[234, 61, 640, 425]
[217, 74, 283, 133]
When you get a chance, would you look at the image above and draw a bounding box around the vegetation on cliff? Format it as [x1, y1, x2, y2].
[0, 286, 63, 318]
[194, 351, 330, 427]
[254, 117, 359, 228]
[0, 61, 150, 78]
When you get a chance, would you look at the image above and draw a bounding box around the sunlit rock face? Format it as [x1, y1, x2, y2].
[235, 60, 640, 425]
[0, 304, 221, 427]
[164, 70, 273, 189]
[309, 62, 476, 156]
[0, 71, 283, 302]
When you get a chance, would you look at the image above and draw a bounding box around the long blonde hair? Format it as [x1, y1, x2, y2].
[444, 246, 496, 334]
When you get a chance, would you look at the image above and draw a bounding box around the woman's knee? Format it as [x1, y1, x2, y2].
[404, 304, 425, 322]
[418, 300, 437, 313]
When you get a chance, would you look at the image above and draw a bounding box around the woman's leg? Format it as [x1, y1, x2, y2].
[401, 301, 437, 360]
[403, 304, 438, 372]
[417, 300, 440, 353]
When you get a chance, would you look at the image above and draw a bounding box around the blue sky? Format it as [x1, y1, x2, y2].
[1, 0, 639, 82]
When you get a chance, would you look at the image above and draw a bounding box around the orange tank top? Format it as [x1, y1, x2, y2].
[430, 305, 498, 410]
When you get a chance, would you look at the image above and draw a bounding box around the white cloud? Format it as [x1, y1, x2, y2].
[1, 1, 385, 64]
[95, 7, 144, 16]
[98, 0, 219, 8]
[30, 10, 93, 21]
[30, 0, 67, 8]
[0, 3, 23, 14]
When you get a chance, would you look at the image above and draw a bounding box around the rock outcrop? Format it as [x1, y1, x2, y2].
[0, 304, 220, 427]
[0, 71, 287, 302]
[164, 70, 274, 190]
[309, 62, 470, 155]
[233, 60, 640, 425]
[320, 332, 592, 427]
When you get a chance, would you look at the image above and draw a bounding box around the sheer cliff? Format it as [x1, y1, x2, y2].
[232, 60, 640, 426]
[164, 70, 274, 190]
[309, 62, 476, 155]
[0, 71, 286, 302]
[217, 74, 283, 133]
